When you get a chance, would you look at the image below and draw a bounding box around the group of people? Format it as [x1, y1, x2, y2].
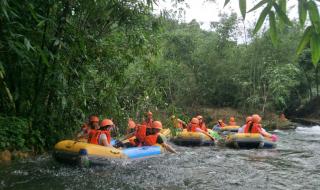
[172, 114, 277, 142]
[77, 112, 177, 153]
[77, 112, 277, 152]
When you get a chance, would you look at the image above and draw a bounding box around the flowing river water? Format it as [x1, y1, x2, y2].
[1, 125, 320, 190]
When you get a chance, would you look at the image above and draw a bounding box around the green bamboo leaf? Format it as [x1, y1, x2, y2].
[239, 0, 246, 19]
[296, 26, 313, 55]
[253, 5, 271, 34]
[308, 1, 320, 23]
[298, 0, 307, 26]
[224, 0, 230, 7]
[273, 2, 292, 25]
[310, 33, 320, 66]
[248, 0, 268, 13]
[307, 1, 320, 33]
[269, 11, 277, 45]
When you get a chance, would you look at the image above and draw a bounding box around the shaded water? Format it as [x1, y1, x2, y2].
[1, 125, 320, 190]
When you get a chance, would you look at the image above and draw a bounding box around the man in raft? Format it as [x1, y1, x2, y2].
[197, 115, 208, 132]
[88, 119, 113, 147]
[143, 121, 177, 153]
[171, 115, 187, 130]
[76, 115, 100, 140]
[244, 114, 278, 141]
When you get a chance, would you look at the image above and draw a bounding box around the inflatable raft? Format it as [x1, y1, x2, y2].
[220, 125, 240, 133]
[171, 129, 215, 146]
[53, 140, 164, 166]
[225, 133, 276, 149]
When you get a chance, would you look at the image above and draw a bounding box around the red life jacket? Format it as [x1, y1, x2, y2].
[244, 122, 261, 133]
[144, 134, 159, 146]
[88, 130, 111, 145]
[135, 124, 147, 145]
[190, 123, 199, 132]
[88, 130, 100, 144]
[100, 130, 111, 144]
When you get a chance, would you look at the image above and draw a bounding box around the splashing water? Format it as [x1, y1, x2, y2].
[1, 125, 320, 190]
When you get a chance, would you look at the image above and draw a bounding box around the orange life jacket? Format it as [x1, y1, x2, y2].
[190, 123, 199, 132]
[135, 124, 147, 145]
[88, 130, 99, 144]
[144, 134, 159, 146]
[244, 122, 261, 133]
[88, 130, 111, 145]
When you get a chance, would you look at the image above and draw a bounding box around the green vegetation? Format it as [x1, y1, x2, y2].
[0, 0, 319, 152]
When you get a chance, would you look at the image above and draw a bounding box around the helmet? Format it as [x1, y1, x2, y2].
[218, 119, 223, 123]
[191, 118, 199, 125]
[196, 115, 203, 120]
[246, 116, 252, 123]
[170, 115, 176, 120]
[147, 111, 153, 116]
[252, 114, 261, 123]
[100, 119, 114, 127]
[128, 119, 136, 129]
[152, 121, 163, 129]
[89, 115, 99, 123]
[229, 117, 235, 122]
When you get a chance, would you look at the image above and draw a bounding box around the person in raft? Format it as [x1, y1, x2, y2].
[87, 119, 113, 147]
[142, 111, 153, 128]
[171, 115, 187, 130]
[187, 118, 200, 132]
[244, 114, 278, 142]
[76, 115, 100, 139]
[144, 121, 177, 153]
[197, 115, 208, 132]
[127, 118, 137, 134]
[212, 119, 226, 131]
[229, 116, 237, 126]
[238, 116, 252, 133]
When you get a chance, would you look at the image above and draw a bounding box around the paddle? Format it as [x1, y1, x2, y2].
[195, 128, 215, 141]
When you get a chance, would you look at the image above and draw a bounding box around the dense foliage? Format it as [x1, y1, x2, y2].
[0, 0, 319, 152]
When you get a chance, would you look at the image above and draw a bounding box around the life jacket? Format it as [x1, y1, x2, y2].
[190, 123, 199, 132]
[144, 134, 159, 146]
[135, 124, 147, 145]
[244, 122, 261, 133]
[88, 130, 100, 144]
[99, 130, 111, 144]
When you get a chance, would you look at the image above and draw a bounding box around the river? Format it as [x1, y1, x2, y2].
[1, 125, 320, 190]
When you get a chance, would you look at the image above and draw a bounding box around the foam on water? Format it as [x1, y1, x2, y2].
[296, 126, 320, 135]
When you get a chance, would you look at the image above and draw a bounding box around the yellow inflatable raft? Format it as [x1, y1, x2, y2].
[53, 140, 164, 166]
[220, 125, 240, 133]
[225, 133, 276, 149]
[171, 129, 215, 146]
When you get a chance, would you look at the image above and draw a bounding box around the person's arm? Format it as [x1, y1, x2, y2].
[257, 127, 272, 138]
[100, 134, 113, 147]
[162, 143, 177, 153]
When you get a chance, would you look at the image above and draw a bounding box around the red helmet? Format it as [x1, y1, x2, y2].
[252, 114, 261, 123]
[89, 115, 99, 123]
[191, 118, 199, 125]
[100, 119, 114, 127]
[152, 121, 163, 129]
